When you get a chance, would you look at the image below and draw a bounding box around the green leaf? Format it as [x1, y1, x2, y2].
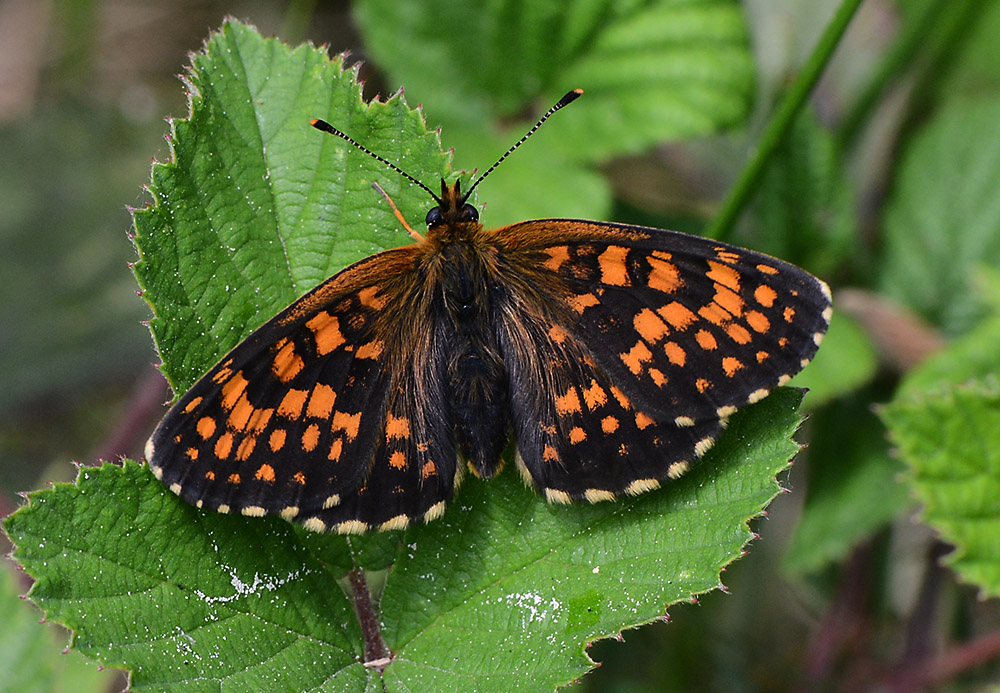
[353, 0, 754, 225]
[0, 562, 115, 692]
[749, 106, 855, 278]
[132, 20, 451, 393]
[881, 379, 1000, 597]
[880, 96, 1000, 335]
[355, 0, 753, 161]
[5, 389, 804, 690]
[783, 400, 909, 576]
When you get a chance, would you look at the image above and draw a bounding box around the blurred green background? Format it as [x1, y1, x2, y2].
[3, 0, 1000, 690]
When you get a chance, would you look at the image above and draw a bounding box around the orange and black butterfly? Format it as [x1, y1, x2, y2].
[145, 90, 832, 534]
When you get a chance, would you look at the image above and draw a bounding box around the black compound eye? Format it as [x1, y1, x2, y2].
[461, 204, 479, 222]
[426, 207, 444, 228]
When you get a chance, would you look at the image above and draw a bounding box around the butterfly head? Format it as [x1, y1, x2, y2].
[426, 179, 479, 229]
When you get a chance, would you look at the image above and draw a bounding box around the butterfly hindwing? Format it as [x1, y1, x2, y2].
[493, 219, 831, 499]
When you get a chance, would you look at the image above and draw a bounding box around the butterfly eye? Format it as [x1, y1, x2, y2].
[460, 203, 479, 222]
[426, 207, 444, 228]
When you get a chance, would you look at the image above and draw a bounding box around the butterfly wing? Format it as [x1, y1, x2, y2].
[146, 247, 457, 533]
[492, 219, 832, 501]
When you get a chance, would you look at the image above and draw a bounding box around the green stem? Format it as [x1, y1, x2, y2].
[705, 0, 866, 241]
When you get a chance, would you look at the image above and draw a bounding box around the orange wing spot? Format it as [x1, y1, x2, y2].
[358, 285, 387, 310]
[610, 386, 631, 409]
[186, 447, 200, 461]
[698, 302, 729, 326]
[543, 445, 560, 462]
[539, 422, 557, 436]
[713, 285, 744, 318]
[695, 329, 718, 351]
[778, 337, 789, 347]
[220, 371, 250, 411]
[227, 473, 241, 485]
[278, 389, 309, 418]
[754, 285, 777, 307]
[386, 414, 412, 440]
[271, 339, 305, 382]
[635, 412, 655, 430]
[183, 396, 204, 414]
[784, 306, 796, 322]
[722, 357, 744, 377]
[421, 461, 437, 479]
[293, 471, 307, 485]
[664, 341, 687, 366]
[356, 340, 384, 360]
[707, 261, 741, 292]
[582, 380, 608, 410]
[548, 324, 569, 343]
[236, 436, 257, 461]
[214, 433, 234, 459]
[211, 367, 232, 385]
[726, 323, 752, 344]
[714, 248, 741, 263]
[647, 255, 682, 293]
[598, 245, 630, 286]
[332, 410, 362, 441]
[756, 350, 770, 363]
[302, 423, 320, 452]
[633, 308, 670, 343]
[602, 416, 620, 433]
[228, 394, 255, 431]
[196, 416, 217, 440]
[746, 310, 771, 333]
[268, 428, 287, 452]
[254, 463, 276, 483]
[329, 438, 343, 461]
[542, 245, 570, 272]
[757, 263, 779, 275]
[657, 301, 697, 330]
[620, 341, 653, 375]
[306, 311, 347, 355]
[204, 469, 214, 480]
[246, 408, 274, 435]
[696, 378, 711, 393]
[555, 387, 582, 415]
[648, 368, 667, 386]
[569, 426, 587, 444]
[306, 383, 337, 419]
[567, 292, 600, 313]
[389, 451, 407, 470]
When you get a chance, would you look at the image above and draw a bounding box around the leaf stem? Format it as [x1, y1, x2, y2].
[348, 568, 393, 671]
[705, 0, 865, 241]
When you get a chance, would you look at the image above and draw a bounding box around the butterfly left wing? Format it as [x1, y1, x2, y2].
[492, 219, 832, 501]
[145, 247, 459, 533]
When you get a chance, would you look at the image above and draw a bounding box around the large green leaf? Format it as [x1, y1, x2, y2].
[5, 388, 804, 691]
[880, 96, 1000, 335]
[5, 19, 813, 690]
[881, 379, 1000, 597]
[354, 0, 754, 225]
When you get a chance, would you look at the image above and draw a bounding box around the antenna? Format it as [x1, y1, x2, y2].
[462, 89, 583, 202]
[309, 118, 442, 203]
[310, 88, 583, 206]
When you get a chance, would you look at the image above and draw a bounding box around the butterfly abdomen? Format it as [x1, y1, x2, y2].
[432, 239, 510, 478]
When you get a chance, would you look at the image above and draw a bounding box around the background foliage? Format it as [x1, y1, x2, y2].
[2, 0, 1000, 691]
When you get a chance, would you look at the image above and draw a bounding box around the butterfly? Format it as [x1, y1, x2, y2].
[145, 89, 832, 534]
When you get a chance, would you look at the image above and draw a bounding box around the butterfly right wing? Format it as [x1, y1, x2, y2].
[146, 246, 458, 533]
